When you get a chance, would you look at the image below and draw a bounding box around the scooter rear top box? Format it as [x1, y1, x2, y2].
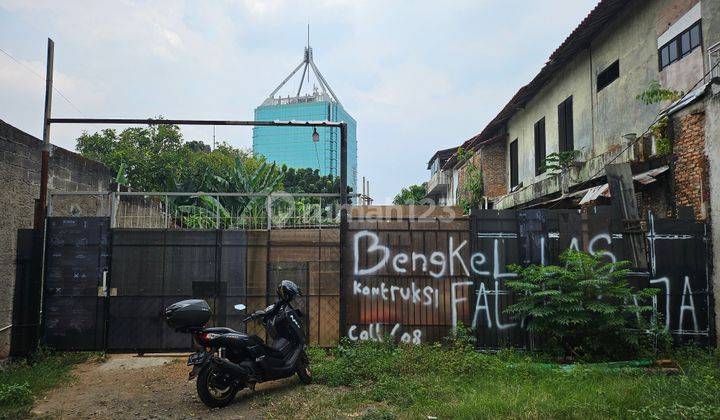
[164, 299, 211, 330]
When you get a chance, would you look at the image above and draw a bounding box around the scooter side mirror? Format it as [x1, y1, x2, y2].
[233, 304, 246, 312]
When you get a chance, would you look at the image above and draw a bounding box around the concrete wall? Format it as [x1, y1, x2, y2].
[501, 0, 712, 197]
[505, 48, 594, 186]
[0, 120, 113, 358]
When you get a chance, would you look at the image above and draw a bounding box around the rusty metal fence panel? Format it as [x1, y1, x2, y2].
[344, 216, 470, 345]
[342, 206, 712, 348]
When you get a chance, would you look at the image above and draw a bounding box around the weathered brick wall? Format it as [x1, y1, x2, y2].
[0, 120, 113, 358]
[670, 107, 709, 220]
[479, 140, 508, 199]
[455, 140, 508, 206]
[455, 154, 477, 203]
[704, 90, 720, 347]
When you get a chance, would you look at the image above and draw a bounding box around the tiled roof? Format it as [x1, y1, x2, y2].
[455, 0, 630, 154]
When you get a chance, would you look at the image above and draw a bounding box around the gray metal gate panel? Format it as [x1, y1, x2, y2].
[108, 229, 249, 351]
[43, 218, 109, 350]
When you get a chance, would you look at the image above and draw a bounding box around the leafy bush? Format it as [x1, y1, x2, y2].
[541, 149, 581, 175]
[457, 147, 484, 213]
[636, 80, 682, 105]
[505, 250, 658, 361]
[0, 383, 32, 408]
[651, 116, 672, 156]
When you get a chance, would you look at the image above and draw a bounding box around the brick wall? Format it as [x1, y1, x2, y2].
[670, 107, 709, 220]
[455, 140, 508, 205]
[479, 140, 508, 199]
[0, 120, 113, 358]
[455, 154, 477, 202]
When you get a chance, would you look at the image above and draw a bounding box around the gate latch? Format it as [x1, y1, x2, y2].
[98, 269, 109, 297]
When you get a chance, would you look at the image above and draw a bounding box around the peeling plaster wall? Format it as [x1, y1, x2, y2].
[704, 89, 720, 346]
[498, 0, 715, 207]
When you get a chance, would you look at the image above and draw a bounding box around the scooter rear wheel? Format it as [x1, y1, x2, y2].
[196, 365, 238, 408]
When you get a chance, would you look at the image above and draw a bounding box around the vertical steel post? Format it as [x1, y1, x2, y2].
[215, 195, 220, 229]
[35, 38, 54, 229]
[338, 122, 348, 340]
[109, 193, 116, 228]
[164, 195, 169, 229]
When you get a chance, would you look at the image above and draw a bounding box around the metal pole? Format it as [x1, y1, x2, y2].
[48, 118, 342, 128]
[164, 195, 169, 229]
[338, 122, 348, 341]
[215, 195, 220, 229]
[36, 38, 54, 229]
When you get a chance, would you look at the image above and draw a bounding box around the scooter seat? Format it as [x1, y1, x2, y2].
[203, 327, 241, 335]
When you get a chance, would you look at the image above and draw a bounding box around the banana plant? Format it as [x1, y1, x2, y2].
[171, 158, 284, 228]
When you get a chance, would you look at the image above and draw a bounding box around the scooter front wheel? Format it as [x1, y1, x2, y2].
[196, 364, 238, 408]
[296, 353, 312, 384]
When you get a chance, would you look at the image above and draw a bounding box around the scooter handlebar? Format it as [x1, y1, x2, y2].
[242, 310, 265, 323]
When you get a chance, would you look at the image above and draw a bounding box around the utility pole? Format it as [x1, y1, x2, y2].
[35, 38, 54, 229]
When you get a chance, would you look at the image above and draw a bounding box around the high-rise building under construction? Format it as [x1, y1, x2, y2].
[252, 44, 357, 192]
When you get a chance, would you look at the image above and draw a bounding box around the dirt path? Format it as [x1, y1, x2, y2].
[32, 354, 301, 419]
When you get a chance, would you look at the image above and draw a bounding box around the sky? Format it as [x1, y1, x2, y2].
[0, 0, 598, 203]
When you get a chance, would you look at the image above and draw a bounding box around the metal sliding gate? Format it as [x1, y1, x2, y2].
[42, 220, 340, 352]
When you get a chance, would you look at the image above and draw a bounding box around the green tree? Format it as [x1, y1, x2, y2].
[393, 184, 427, 205]
[281, 166, 339, 194]
[75, 123, 262, 192]
[76, 124, 188, 191]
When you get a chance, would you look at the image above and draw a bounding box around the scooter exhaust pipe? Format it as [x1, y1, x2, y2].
[212, 356, 251, 380]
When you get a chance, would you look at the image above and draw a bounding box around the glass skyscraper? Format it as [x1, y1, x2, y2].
[252, 46, 358, 193]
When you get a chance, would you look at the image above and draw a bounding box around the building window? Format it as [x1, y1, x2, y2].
[597, 60, 619, 92]
[659, 20, 702, 71]
[557, 96, 574, 152]
[510, 139, 518, 188]
[534, 117, 546, 176]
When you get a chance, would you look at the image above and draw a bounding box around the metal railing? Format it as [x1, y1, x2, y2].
[49, 191, 350, 230]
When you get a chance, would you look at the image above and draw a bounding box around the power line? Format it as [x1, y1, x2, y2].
[0, 45, 85, 116]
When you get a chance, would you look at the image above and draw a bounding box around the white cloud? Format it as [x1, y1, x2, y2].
[0, 0, 599, 202]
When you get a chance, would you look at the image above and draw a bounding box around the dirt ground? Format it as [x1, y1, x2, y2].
[32, 354, 302, 419]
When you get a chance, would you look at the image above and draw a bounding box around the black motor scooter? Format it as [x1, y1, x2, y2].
[164, 280, 311, 408]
